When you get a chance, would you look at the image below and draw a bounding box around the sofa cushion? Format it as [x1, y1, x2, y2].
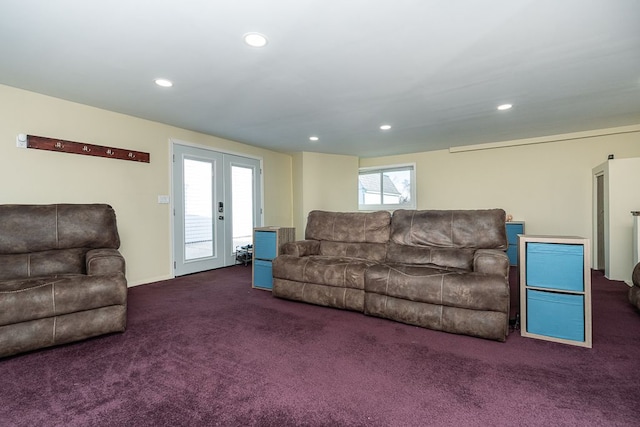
[390, 209, 507, 249]
[365, 263, 509, 312]
[0, 249, 87, 281]
[319, 241, 387, 262]
[273, 279, 365, 311]
[281, 240, 321, 257]
[0, 305, 127, 359]
[305, 210, 391, 243]
[0, 204, 120, 254]
[273, 255, 376, 290]
[364, 293, 508, 341]
[0, 273, 127, 326]
[385, 242, 475, 270]
[629, 263, 640, 310]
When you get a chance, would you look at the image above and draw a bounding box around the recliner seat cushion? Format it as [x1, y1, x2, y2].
[0, 305, 127, 358]
[364, 293, 508, 341]
[0, 273, 127, 326]
[272, 255, 376, 290]
[273, 279, 365, 312]
[365, 263, 509, 312]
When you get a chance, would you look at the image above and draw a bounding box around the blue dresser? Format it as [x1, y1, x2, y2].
[519, 235, 592, 348]
[505, 221, 524, 266]
[252, 227, 295, 291]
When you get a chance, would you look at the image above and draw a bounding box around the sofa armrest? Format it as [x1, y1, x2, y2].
[86, 248, 126, 275]
[281, 240, 320, 257]
[473, 249, 509, 279]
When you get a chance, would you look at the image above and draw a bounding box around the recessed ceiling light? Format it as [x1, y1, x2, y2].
[497, 103, 513, 111]
[380, 125, 392, 130]
[309, 136, 319, 142]
[154, 78, 173, 88]
[244, 32, 268, 48]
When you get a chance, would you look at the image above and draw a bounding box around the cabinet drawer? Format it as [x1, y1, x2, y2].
[506, 245, 518, 266]
[526, 290, 584, 341]
[506, 223, 523, 245]
[526, 243, 584, 291]
[254, 231, 277, 260]
[254, 259, 273, 289]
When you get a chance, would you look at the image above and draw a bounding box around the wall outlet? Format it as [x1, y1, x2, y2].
[16, 134, 27, 148]
[157, 195, 170, 204]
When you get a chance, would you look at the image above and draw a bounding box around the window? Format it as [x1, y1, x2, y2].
[358, 164, 416, 211]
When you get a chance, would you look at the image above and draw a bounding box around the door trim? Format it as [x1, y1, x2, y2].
[169, 138, 264, 277]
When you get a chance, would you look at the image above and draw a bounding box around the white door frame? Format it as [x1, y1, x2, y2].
[169, 139, 264, 277]
[223, 153, 263, 265]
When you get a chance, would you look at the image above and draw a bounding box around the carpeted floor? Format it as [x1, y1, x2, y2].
[1, 266, 639, 426]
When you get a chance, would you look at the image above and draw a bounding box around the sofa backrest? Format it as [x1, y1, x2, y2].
[0, 204, 121, 255]
[305, 210, 391, 243]
[305, 211, 391, 262]
[390, 209, 507, 250]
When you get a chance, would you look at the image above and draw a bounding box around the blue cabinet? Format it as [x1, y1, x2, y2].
[505, 222, 524, 266]
[252, 227, 295, 291]
[526, 243, 583, 291]
[254, 231, 277, 260]
[519, 235, 592, 348]
[253, 259, 274, 289]
[526, 290, 585, 342]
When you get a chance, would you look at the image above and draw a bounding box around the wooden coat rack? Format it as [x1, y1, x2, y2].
[27, 135, 150, 163]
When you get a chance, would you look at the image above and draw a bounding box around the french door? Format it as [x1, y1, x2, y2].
[172, 143, 261, 276]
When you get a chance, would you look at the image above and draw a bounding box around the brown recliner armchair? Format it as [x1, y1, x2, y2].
[0, 204, 127, 358]
[630, 262, 640, 310]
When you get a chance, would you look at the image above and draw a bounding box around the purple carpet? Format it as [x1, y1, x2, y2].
[1, 266, 639, 426]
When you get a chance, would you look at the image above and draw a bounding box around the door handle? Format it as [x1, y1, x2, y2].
[218, 215, 224, 220]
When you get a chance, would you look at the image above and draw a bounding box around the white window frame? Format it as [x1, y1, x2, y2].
[358, 163, 416, 211]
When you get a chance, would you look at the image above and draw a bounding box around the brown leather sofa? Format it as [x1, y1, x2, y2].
[0, 204, 127, 358]
[630, 262, 640, 310]
[272, 209, 510, 341]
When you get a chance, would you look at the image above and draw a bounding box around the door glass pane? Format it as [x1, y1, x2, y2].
[184, 158, 213, 260]
[232, 165, 254, 251]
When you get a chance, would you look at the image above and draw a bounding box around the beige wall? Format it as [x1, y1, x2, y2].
[291, 152, 358, 236]
[0, 84, 293, 286]
[360, 125, 640, 278]
[291, 152, 305, 236]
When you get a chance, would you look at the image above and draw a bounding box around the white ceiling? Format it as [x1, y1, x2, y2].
[1, 0, 639, 157]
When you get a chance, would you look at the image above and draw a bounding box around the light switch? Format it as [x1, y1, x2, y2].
[16, 134, 27, 148]
[157, 195, 170, 204]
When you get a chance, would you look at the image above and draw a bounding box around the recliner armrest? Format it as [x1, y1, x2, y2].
[86, 248, 126, 275]
[281, 240, 320, 257]
[473, 249, 509, 280]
